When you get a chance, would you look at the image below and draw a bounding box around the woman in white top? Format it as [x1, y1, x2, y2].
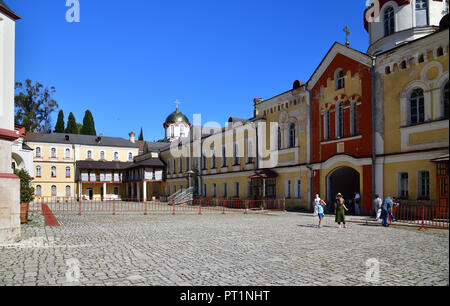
[373, 194, 382, 221]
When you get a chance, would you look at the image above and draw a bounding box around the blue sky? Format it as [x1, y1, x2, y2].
[10, 0, 369, 141]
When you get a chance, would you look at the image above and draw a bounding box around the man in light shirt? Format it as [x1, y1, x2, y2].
[354, 192, 361, 216]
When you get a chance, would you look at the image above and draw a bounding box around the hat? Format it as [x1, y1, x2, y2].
[337, 193, 343, 197]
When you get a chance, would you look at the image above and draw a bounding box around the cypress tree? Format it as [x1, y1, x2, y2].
[65, 112, 78, 134]
[80, 110, 96, 136]
[54, 110, 65, 133]
[138, 127, 144, 141]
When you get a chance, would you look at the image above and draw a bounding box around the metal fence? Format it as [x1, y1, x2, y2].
[391, 204, 449, 229]
[29, 197, 286, 216]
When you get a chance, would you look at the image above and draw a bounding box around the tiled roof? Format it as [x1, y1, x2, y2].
[25, 133, 139, 149]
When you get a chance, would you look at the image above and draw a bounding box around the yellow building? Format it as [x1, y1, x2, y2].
[25, 133, 139, 199]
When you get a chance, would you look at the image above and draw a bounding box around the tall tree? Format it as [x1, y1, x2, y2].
[54, 110, 65, 133]
[65, 113, 78, 134]
[138, 127, 144, 141]
[80, 110, 96, 136]
[14, 79, 59, 132]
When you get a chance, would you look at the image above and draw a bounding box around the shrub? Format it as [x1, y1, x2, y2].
[14, 169, 35, 203]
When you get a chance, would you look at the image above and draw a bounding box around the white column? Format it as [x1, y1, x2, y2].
[143, 182, 147, 202]
[103, 183, 106, 201]
[78, 182, 82, 199]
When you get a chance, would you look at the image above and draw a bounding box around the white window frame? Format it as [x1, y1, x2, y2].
[100, 151, 105, 160]
[51, 166, 57, 177]
[87, 150, 93, 159]
[384, 6, 395, 37]
[418, 170, 430, 199]
[350, 103, 358, 136]
[35, 147, 42, 158]
[336, 102, 345, 138]
[36, 166, 42, 177]
[335, 69, 345, 90]
[409, 88, 425, 126]
[65, 148, 71, 159]
[36, 185, 42, 196]
[50, 147, 57, 158]
[66, 185, 71, 197]
[128, 152, 133, 161]
[114, 152, 119, 161]
[51, 185, 57, 196]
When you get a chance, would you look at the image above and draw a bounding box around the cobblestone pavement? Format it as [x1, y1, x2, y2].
[0, 212, 448, 286]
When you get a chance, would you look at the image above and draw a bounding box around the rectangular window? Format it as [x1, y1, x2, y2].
[285, 180, 291, 198]
[186, 157, 190, 171]
[248, 182, 252, 199]
[203, 184, 207, 197]
[179, 158, 183, 173]
[247, 140, 254, 163]
[66, 168, 71, 178]
[295, 179, 301, 199]
[114, 187, 119, 195]
[351, 103, 358, 136]
[398, 173, 409, 198]
[233, 143, 239, 165]
[222, 183, 227, 198]
[222, 146, 227, 167]
[324, 111, 330, 141]
[212, 184, 216, 198]
[234, 182, 239, 197]
[418, 171, 430, 198]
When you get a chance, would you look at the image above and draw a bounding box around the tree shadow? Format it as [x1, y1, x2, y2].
[296, 224, 335, 229]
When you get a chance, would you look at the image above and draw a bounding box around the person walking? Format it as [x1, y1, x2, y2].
[381, 196, 395, 227]
[373, 194, 382, 221]
[313, 194, 327, 228]
[354, 192, 361, 216]
[335, 193, 349, 228]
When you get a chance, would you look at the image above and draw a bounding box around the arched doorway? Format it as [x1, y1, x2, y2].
[326, 167, 360, 214]
[11, 153, 24, 171]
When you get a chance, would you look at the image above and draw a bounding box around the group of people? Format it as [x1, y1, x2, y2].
[313, 193, 399, 228]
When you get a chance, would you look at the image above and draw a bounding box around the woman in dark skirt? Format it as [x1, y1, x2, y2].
[335, 193, 349, 228]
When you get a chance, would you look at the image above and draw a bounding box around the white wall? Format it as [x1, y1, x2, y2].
[0, 12, 15, 132]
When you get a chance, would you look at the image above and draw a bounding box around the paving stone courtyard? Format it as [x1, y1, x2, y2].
[0, 211, 448, 286]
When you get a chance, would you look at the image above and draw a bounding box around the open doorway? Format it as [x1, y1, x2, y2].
[327, 167, 360, 214]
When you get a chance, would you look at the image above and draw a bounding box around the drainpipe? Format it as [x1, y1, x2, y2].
[305, 83, 314, 211]
[371, 55, 377, 210]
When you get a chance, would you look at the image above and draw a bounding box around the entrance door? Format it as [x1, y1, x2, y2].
[251, 178, 264, 200]
[327, 167, 360, 214]
[87, 188, 93, 200]
[436, 161, 449, 215]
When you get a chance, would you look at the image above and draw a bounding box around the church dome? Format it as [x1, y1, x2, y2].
[164, 109, 190, 128]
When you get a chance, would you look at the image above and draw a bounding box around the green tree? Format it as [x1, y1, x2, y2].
[15, 79, 59, 132]
[65, 112, 78, 134]
[138, 127, 144, 141]
[54, 110, 65, 133]
[80, 110, 96, 136]
[14, 169, 35, 203]
[76, 123, 83, 134]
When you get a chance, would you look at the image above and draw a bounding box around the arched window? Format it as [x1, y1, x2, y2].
[36, 147, 41, 158]
[51, 185, 57, 196]
[51, 148, 57, 158]
[212, 151, 216, 169]
[384, 7, 395, 37]
[289, 123, 296, 148]
[233, 143, 239, 165]
[36, 185, 42, 196]
[409, 88, 425, 125]
[400, 60, 407, 69]
[66, 167, 71, 178]
[437, 47, 444, 57]
[114, 152, 119, 160]
[180, 125, 185, 137]
[443, 82, 449, 119]
[335, 69, 345, 90]
[350, 103, 358, 136]
[100, 151, 105, 160]
[277, 127, 282, 150]
[36, 166, 41, 177]
[336, 102, 345, 138]
[51, 166, 57, 177]
[66, 186, 71, 197]
[170, 125, 175, 137]
[128, 152, 133, 161]
[65, 148, 71, 159]
[415, 0, 428, 26]
[87, 150, 92, 159]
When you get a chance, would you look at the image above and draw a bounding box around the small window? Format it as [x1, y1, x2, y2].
[285, 180, 291, 198]
[114, 187, 119, 195]
[400, 61, 407, 69]
[324, 111, 330, 141]
[128, 152, 133, 161]
[87, 150, 93, 159]
[295, 180, 301, 199]
[212, 184, 217, 198]
[65, 186, 71, 197]
[51, 166, 57, 177]
[51, 148, 57, 158]
[222, 146, 227, 167]
[437, 47, 444, 57]
[234, 182, 239, 197]
[36, 166, 42, 177]
[443, 82, 449, 119]
[336, 102, 345, 138]
[409, 88, 425, 125]
[398, 173, 409, 198]
[418, 54, 425, 63]
[51, 185, 57, 196]
[180, 125, 185, 137]
[289, 123, 296, 148]
[233, 143, 239, 165]
[385, 66, 391, 75]
[36, 147, 41, 157]
[66, 167, 71, 178]
[100, 151, 105, 160]
[277, 127, 282, 150]
[335, 69, 345, 90]
[36, 185, 42, 196]
[384, 7, 395, 37]
[114, 152, 119, 161]
[350, 103, 358, 136]
[65, 148, 71, 158]
[223, 183, 227, 198]
[170, 125, 175, 137]
[418, 171, 430, 198]
[180, 157, 183, 173]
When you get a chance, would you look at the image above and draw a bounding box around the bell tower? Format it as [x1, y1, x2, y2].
[365, 0, 449, 55]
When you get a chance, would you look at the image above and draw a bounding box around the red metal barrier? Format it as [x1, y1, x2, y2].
[30, 197, 286, 216]
[391, 204, 449, 229]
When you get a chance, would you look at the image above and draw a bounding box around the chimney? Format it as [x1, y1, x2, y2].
[129, 132, 135, 143]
